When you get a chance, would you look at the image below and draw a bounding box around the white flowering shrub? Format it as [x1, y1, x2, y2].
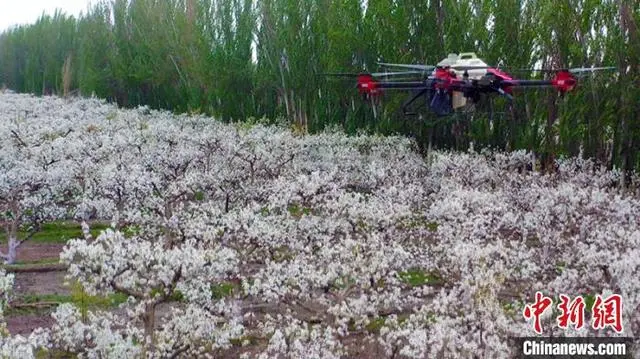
[0, 91, 639, 358]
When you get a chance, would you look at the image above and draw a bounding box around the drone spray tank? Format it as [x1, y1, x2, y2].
[437, 53, 489, 110]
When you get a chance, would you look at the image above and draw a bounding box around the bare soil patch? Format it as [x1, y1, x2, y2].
[4, 243, 69, 336]
[5, 313, 55, 336]
[16, 243, 65, 263]
[13, 271, 70, 296]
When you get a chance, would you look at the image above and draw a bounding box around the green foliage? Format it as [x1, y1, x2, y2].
[1, 0, 639, 172]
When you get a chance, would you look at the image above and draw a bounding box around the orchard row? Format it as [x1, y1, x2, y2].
[1, 92, 639, 358]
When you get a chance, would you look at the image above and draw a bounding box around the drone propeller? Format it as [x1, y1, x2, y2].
[567, 66, 617, 79]
[378, 62, 508, 72]
[377, 62, 436, 72]
[507, 66, 616, 75]
[449, 65, 497, 71]
[324, 70, 423, 78]
[568, 66, 617, 73]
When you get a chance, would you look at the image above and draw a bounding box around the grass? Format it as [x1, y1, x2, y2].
[2, 254, 64, 273]
[229, 334, 265, 347]
[398, 268, 444, 287]
[13, 258, 61, 266]
[70, 282, 129, 318]
[35, 349, 78, 359]
[8, 281, 238, 317]
[212, 282, 237, 299]
[6, 282, 129, 316]
[18, 293, 73, 305]
[0, 220, 110, 244]
[365, 317, 387, 333]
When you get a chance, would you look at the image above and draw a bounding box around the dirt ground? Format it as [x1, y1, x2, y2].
[3, 243, 387, 358]
[13, 271, 70, 296]
[5, 313, 55, 336]
[16, 243, 66, 263]
[5, 243, 67, 336]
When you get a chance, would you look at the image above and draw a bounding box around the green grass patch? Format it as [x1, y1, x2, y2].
[148, 288, 184, 302]
[70, 282, 128, 318]
[229, 335, 262, 347]
[398, 268, 444, 287]
[6, 293, 73, 316]
[287, 204, 312, 218]
[365, 317, 386, 334]
[583, 293, 596, 311]
[19, 293, 73, 304]
[332, 276, 356, 290]
[6, 284, 128, 316]
[347, 313, 419, 334]
[13, 257, 61, 266]
[401, 217, 438, 231]
[121, 225, 142, 237]
[260, 206, 270, 216]
[271, 246, 295, 262]
[0, 221, 109, 244]
[212, 282, 237, 299]
[502, 299, 525, 318]
[35, 348, 78, 359]
[2, 263, 66, 273]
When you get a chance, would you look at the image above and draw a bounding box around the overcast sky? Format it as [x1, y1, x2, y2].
[0, 0, 92, 32]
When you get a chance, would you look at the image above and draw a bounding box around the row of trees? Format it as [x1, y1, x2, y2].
[0, 0, 639, 172]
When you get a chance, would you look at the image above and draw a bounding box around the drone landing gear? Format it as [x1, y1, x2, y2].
[400, 89, 453, 117]
[402, 89, 429, 116]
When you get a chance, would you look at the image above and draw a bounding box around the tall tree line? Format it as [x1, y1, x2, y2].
[0, 0, 639, 173]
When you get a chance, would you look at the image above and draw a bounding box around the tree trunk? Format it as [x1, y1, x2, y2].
[433, 0, 445, 54]
[4, 237, 20, 265]
[1, 213, 21, 264]
[144, 302, 157, 352]
[543, 90, 558, 173]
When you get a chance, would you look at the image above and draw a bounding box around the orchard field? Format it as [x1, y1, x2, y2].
[1, 91, 639, 358]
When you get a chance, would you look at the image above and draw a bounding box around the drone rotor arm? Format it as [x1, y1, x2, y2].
[503, 70, 578, 92]
[374, 81, 430, 89]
